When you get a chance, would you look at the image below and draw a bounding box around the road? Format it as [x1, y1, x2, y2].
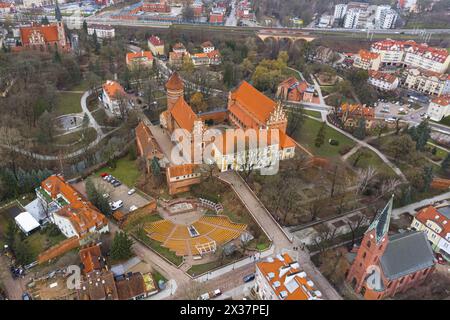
[225, 0, 237, 27]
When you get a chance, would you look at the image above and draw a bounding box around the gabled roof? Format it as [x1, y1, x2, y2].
[358, 49, 380, 61]
[115, 273, 146, 300]
[102, 80, 126, 100]
[170, 97, 199, 132]
[126, 51, 153, 64]
[201, 41, 213, 48]
[79, 244, 103, 274]
[256, 253, 321, 300]
[415, 205, 450, 238]
[366, 195, 393, 243]
[148, 35, 164, 46]
[165, 72, 184, 91]
[20, 23, 61, 45]
[368, 70, 398, 84]
[167, 164, 199, 179]
[135, 122, 164, 159]
[230, 81, 277, 125]
[380, 231, 435, 280]
[431, 96, 450, 107]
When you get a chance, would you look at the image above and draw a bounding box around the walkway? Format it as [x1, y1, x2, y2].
[218, 171, 343, 300]
[392, 191, 450, 219]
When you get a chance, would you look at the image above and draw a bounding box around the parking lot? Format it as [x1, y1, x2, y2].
[374, 100, 426, 121]
[73, 177, 150, 214]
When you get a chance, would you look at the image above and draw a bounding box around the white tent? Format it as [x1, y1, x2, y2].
[15, 212, 41, 235]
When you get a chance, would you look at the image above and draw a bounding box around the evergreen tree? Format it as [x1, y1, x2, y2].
[92, 30, 100, 54]
[82, 20, 88, 34]
[315, 122, 326, 148]
[402, 186, 412, 206]
[422, 166, 433, 192]
[13, 239, 33, 265]
[110, 232, 133, 261]
[442, 153, 450, 172]
[53, 49, 61, 63]
[408, 119, 431, 151]
[353, 117, 366, 140]
[41, 16, 50, 25]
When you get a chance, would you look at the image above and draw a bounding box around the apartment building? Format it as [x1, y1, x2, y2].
[368, 70, 399, 91]
[402, 68, 450, 96]
[426, 96, 450, 122]
[353, 49, 381, 71]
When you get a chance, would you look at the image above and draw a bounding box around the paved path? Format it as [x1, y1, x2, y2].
[392, 191, 450, 219]
[218, 171, 342, 299]
[0, 255, 25, 300]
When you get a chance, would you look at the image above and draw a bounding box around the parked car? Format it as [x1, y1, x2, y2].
[243, 273, 255, 283]
[105, 175, 113, 182]
[436, 253, 446, 265]
[129, 205, 138, 212]
[113, 181, 122, 187]
[102, 193, 109, 199]
[103, 175, 111, 181]
[110, 200, 123, 211]
[110, 179, 117, 184]
[198, 289, 222, 300]
[128, 188, 136, 195]
[100, 173, 109, 178]
[22, 292, 32, 300]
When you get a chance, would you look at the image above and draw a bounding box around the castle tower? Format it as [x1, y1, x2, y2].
[346, 195, 393, 294]
[165, 72, 184, 110]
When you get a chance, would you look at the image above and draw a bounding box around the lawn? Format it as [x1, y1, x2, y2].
[24, 230, 66, 261]
[292, 117, 356, 158]
[347, 148, 396, 176]
[54, 128, 97, 146]
[95, 156, 140, 187]
[54, 92, 82, 116]
[187, 261, 222, 276]
[304, 110, 322, 118]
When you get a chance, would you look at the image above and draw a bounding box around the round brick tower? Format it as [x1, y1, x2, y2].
[166, 72, 184, 110]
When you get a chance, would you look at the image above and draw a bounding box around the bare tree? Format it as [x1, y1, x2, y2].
[356, 166, 378, 194]
[346, 214, 369, 248]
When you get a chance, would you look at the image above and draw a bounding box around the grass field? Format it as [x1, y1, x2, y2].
[292, 117, 356, 158]
[304, 110, 322, 118]
[347, 147, 396, 176]
[54, 92, 82, 116]
[95, 156, 140, 187]
[54, 128, 97, 146]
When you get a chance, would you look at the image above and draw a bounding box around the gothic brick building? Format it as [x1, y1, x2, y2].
[346, 196, 435, 300]
[19, 22, 69, 52]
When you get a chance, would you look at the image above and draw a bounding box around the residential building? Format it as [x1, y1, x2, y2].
[22, 0, 54, 8]
[402, 68, 450, 96]
[318, 15, 333, 28]
[79, 244, 105, 274]
[87, 24, 115, 39]
[339, 103, 375, 129]
[135, 121, 164, 173]
[141, 0, 170, 12]
[36, 175, 109, 239]
[101, 80, 129, 117]
[0, 2, 13, 13]
[169, 51, 185, 68]
[378, 8, 398, 29]
[192, 0, 203, 17]
[343, 8, 360, 29]
[18, 22, 69, 51]
[276, 77, 317, 103]
[426, 96, 450, 122]
[334, 4, 348, 20]
[353, 49, 381, 71]
[371, 39, 450, 74]
[368, 70, 399, 91]
[236, 0, 253, 19]
[78, 270, 119, 300]
[255, 253, 323, 300]
[209, 7, 225, 24]
[115, 273, 155, 300]
[147, 35, 165, 56]
[172, 42, 187, 55]
[126, 51, 154, 69]
[191, 53, 210, 66]
[201, 41, 215, 53]
[412, 205, 450, 262]
[346, 196, 435, 300]
[166, 164, 201, 195]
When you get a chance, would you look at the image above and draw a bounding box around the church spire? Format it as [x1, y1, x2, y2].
[55, 0, 62, 22]
[366, 195, 394, 243]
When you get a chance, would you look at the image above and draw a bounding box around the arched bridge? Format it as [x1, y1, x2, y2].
[257, 29, 316, 43]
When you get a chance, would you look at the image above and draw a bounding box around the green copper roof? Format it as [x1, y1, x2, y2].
[366, 195, 394, 243]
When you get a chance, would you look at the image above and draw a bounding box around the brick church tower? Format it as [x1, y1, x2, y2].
[165, 72, 184, 110]
[346, 196, 393, 295]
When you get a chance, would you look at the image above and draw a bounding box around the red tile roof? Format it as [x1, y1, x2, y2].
[102, 80, 126, 100]
[170, 97, 199, 132]
[431, 95, 450, 106]
[358, 49, 380, 61]
[126, 51, 153, 64]
[79, 244, 103, 274]
[368, 70, 398, 84]
[415, 206, 450, 238]
[165, 72, 184, 91]
[20, 23, 61, 46]
[148, 35, 164, 46]
[230, 81, 277, 125]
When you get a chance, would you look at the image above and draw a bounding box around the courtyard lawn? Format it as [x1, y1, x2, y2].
[54, 92, 82, 116]
[347, 148, 396, 176]
[292, 117, 356, 158]
[304, 110, 322, 118]
[187, 261, 222, 277]
[54, 128, 97, 146]
[24, 231, 66, 261]
[95, 156, 140, 188]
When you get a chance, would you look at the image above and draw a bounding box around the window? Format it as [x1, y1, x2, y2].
[362, 252, 366, 259]
[366, 240, 371, 248]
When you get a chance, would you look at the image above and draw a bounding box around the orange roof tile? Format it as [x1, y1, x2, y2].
[167, 164, 199, 178]
[135, 121, 164, 159]
[41, 175, 108, 237]
[79, 244, 103, 274]
[126, 51, 153, 64]
[229, 81, 277, 125]
[166, 72, 184, 91]
[20, 23, 61, 45]
[431, 95, 450, 106]
[368, 70, 398, 84]
[102, 80, 126, 100]
[341, 103, 374, 118]
[256, 253, 320, 300]
[170, 97, 199, 132]
[415, 206, 450, 238]
[358, 49, 380, 61]
[201, 41, 213, 48]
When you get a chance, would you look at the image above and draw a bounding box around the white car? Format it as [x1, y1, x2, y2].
[110, 200, 123, 211]
[129, 205, 138, 212]
[127, 188, 136, 195]
[102, 193, 109, 199]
